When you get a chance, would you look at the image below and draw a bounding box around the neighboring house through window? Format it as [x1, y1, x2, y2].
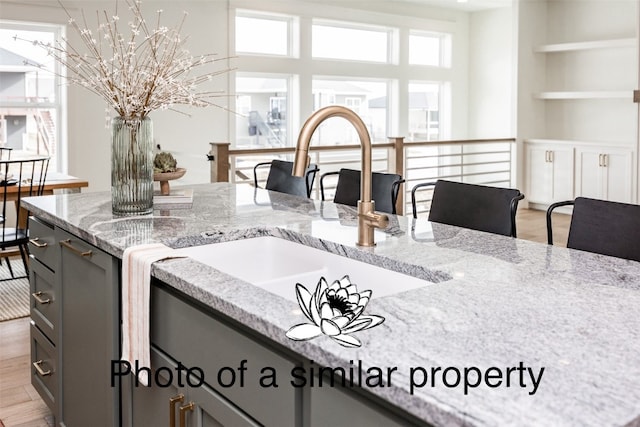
[0, 21, 64, 172]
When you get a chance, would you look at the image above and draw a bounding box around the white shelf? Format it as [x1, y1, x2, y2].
[534, 38, 636, 53]
[534, 91, 631, 100]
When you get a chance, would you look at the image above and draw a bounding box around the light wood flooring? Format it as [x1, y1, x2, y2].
[0, 208, 571, 427]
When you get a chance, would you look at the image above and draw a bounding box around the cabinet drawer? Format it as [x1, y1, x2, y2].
[28, 217, 56, 271]
[29, 260, 57, 343]
[30, 322, 57, 415]
[151, 285, 299, 426]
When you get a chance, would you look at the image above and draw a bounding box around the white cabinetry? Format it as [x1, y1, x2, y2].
[525, 141, 573, 205]
[575, 146, 634, 203]
[518, 0, 639, 205]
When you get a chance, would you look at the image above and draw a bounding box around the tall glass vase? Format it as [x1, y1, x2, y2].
[111, 116, 153, 215]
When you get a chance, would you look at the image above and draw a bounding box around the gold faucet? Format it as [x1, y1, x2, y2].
[292, 106, 389, 247]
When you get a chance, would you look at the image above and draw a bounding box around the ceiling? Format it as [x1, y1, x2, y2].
[392, 0, 513, 12]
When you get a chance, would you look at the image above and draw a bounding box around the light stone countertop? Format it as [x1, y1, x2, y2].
[23, 183, 640, 427]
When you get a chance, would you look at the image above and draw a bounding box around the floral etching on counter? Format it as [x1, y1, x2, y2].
[286, 276, 385, 348]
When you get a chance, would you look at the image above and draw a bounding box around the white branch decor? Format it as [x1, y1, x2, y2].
[17, 0, 232, 120]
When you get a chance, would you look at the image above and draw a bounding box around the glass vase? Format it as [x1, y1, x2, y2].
[111, 116, 154, 215]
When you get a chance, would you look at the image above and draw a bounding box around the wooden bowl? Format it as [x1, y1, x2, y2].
[153, 168, 186, 195]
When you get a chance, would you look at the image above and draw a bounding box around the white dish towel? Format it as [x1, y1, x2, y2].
[121, 243, 186, 386]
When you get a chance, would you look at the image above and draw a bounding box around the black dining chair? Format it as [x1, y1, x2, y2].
[0, 156, 50, 280]
[0, 147, 12, 160]
[411, 179, 524, 237]
[319, 168, 405, 215]
[546, 197, 640, 262]
[253, 159, 319, 198]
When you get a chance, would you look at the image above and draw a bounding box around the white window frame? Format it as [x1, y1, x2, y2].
[311, 19, 395, 64]
[0, 19, 66, 172]
[231, 3, 458, 147]
[234, 9, 299, 58]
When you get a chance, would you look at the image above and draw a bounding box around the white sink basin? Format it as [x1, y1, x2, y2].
[179, 236, 433, 302]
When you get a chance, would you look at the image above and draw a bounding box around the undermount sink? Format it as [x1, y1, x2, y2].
[179, 236, 433, 302]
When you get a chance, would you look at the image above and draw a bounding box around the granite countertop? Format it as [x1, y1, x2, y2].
[23, 183, 640, 427]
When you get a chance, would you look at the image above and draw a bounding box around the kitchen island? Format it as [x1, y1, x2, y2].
[23, 183, 640, 426]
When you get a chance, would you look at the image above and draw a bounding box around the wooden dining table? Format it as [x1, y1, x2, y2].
[3, 172, 89, 228]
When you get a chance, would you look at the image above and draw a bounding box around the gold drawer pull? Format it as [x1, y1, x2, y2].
[59, 239, 92, 257]
[179, 402, 195, 427]
[29, 238, 48, 248]
[169, 394, 184, 427]
[32, 291, 51, 305]
[33, 360, 52, 377]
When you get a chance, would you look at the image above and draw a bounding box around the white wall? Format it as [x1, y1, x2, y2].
[1, 0, 230, 191]
[468, 7, 513, 139]
[1, 0, 506, 192]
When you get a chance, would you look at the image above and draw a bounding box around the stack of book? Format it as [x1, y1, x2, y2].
[153, 188, 193, 207]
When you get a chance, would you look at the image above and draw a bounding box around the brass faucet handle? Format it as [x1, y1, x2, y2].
[362, 210, 389, 229]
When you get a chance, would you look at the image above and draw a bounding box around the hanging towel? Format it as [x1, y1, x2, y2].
[121, 243, 186, 386]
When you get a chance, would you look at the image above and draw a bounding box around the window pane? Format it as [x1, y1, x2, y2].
[312, 23, 388, 62]
[312, 79, 387, 144]
[0, 28, 56, 102]
[408, 82, 440, 141]
[235, 76, 288, 147]
[0, 25, 61, 172]
[235, 16, 289, 56]
[409, 33, 441, 66]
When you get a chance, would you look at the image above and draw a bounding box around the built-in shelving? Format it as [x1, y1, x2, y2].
[533, 38, 636, 53]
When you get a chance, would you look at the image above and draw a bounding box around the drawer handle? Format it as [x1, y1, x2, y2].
[33, 360, 52, 377]
[29, 238, 48, 248]
[179, 402, 195, 427]
[32, 291, 51, 305]
[169, 394, 184, 427]
[59, 239, 93, 257]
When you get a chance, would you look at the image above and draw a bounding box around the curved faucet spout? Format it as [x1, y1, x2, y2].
[293, 105, 388, 246]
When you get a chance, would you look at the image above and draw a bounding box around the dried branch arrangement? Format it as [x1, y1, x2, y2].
[17, 0, 231, 120]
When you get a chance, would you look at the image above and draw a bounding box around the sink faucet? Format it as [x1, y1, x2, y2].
[292, 106, 389, 247]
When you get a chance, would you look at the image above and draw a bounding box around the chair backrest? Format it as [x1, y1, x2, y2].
[257, 160, 318, 198]
[0, 147, 12, 160]
[565, 197, 640, 262]
[326, 168, 404, 214]
[1, 157, 50, 244]
[423, 179, 524, 237]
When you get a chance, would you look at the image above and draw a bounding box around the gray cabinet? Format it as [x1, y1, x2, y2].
[126, 347, 258, 427]
[57, 228, 120, 427]
[149, 284, 298, 426]
[29, 216, 120, 427]
[28, 216, 59, 421]
[29, 216, 427, 426]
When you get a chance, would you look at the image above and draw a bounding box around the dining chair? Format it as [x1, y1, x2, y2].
[319, 168, 405, 214]
[546, 197, 640, 262]
[253, 159, 319, 198]
[0, 147, 12, 160]
[0, 156, 50, 280]
[411, 179, 524, 237]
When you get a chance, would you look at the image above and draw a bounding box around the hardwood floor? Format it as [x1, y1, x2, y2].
[0, 208, 571, 426]
[0, 318, 53, 427]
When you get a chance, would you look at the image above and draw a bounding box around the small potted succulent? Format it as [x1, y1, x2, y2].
[153, 151, 186, 195]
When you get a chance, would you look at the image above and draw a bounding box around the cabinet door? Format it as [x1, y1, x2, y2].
[127, 348, 184, 427]
[549, 147, 574, 202]
[575, 147, 633, 203]
[126, 347, 258, 427]
[186, 377, 259, 427]
[603, 149, 633, 203]
[526, 144, 551, 203]
[575, 148, 603, 199]
[57, 229, 120, 427]
[526, 143, 574, 204]
[311, 381, 420, 427]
